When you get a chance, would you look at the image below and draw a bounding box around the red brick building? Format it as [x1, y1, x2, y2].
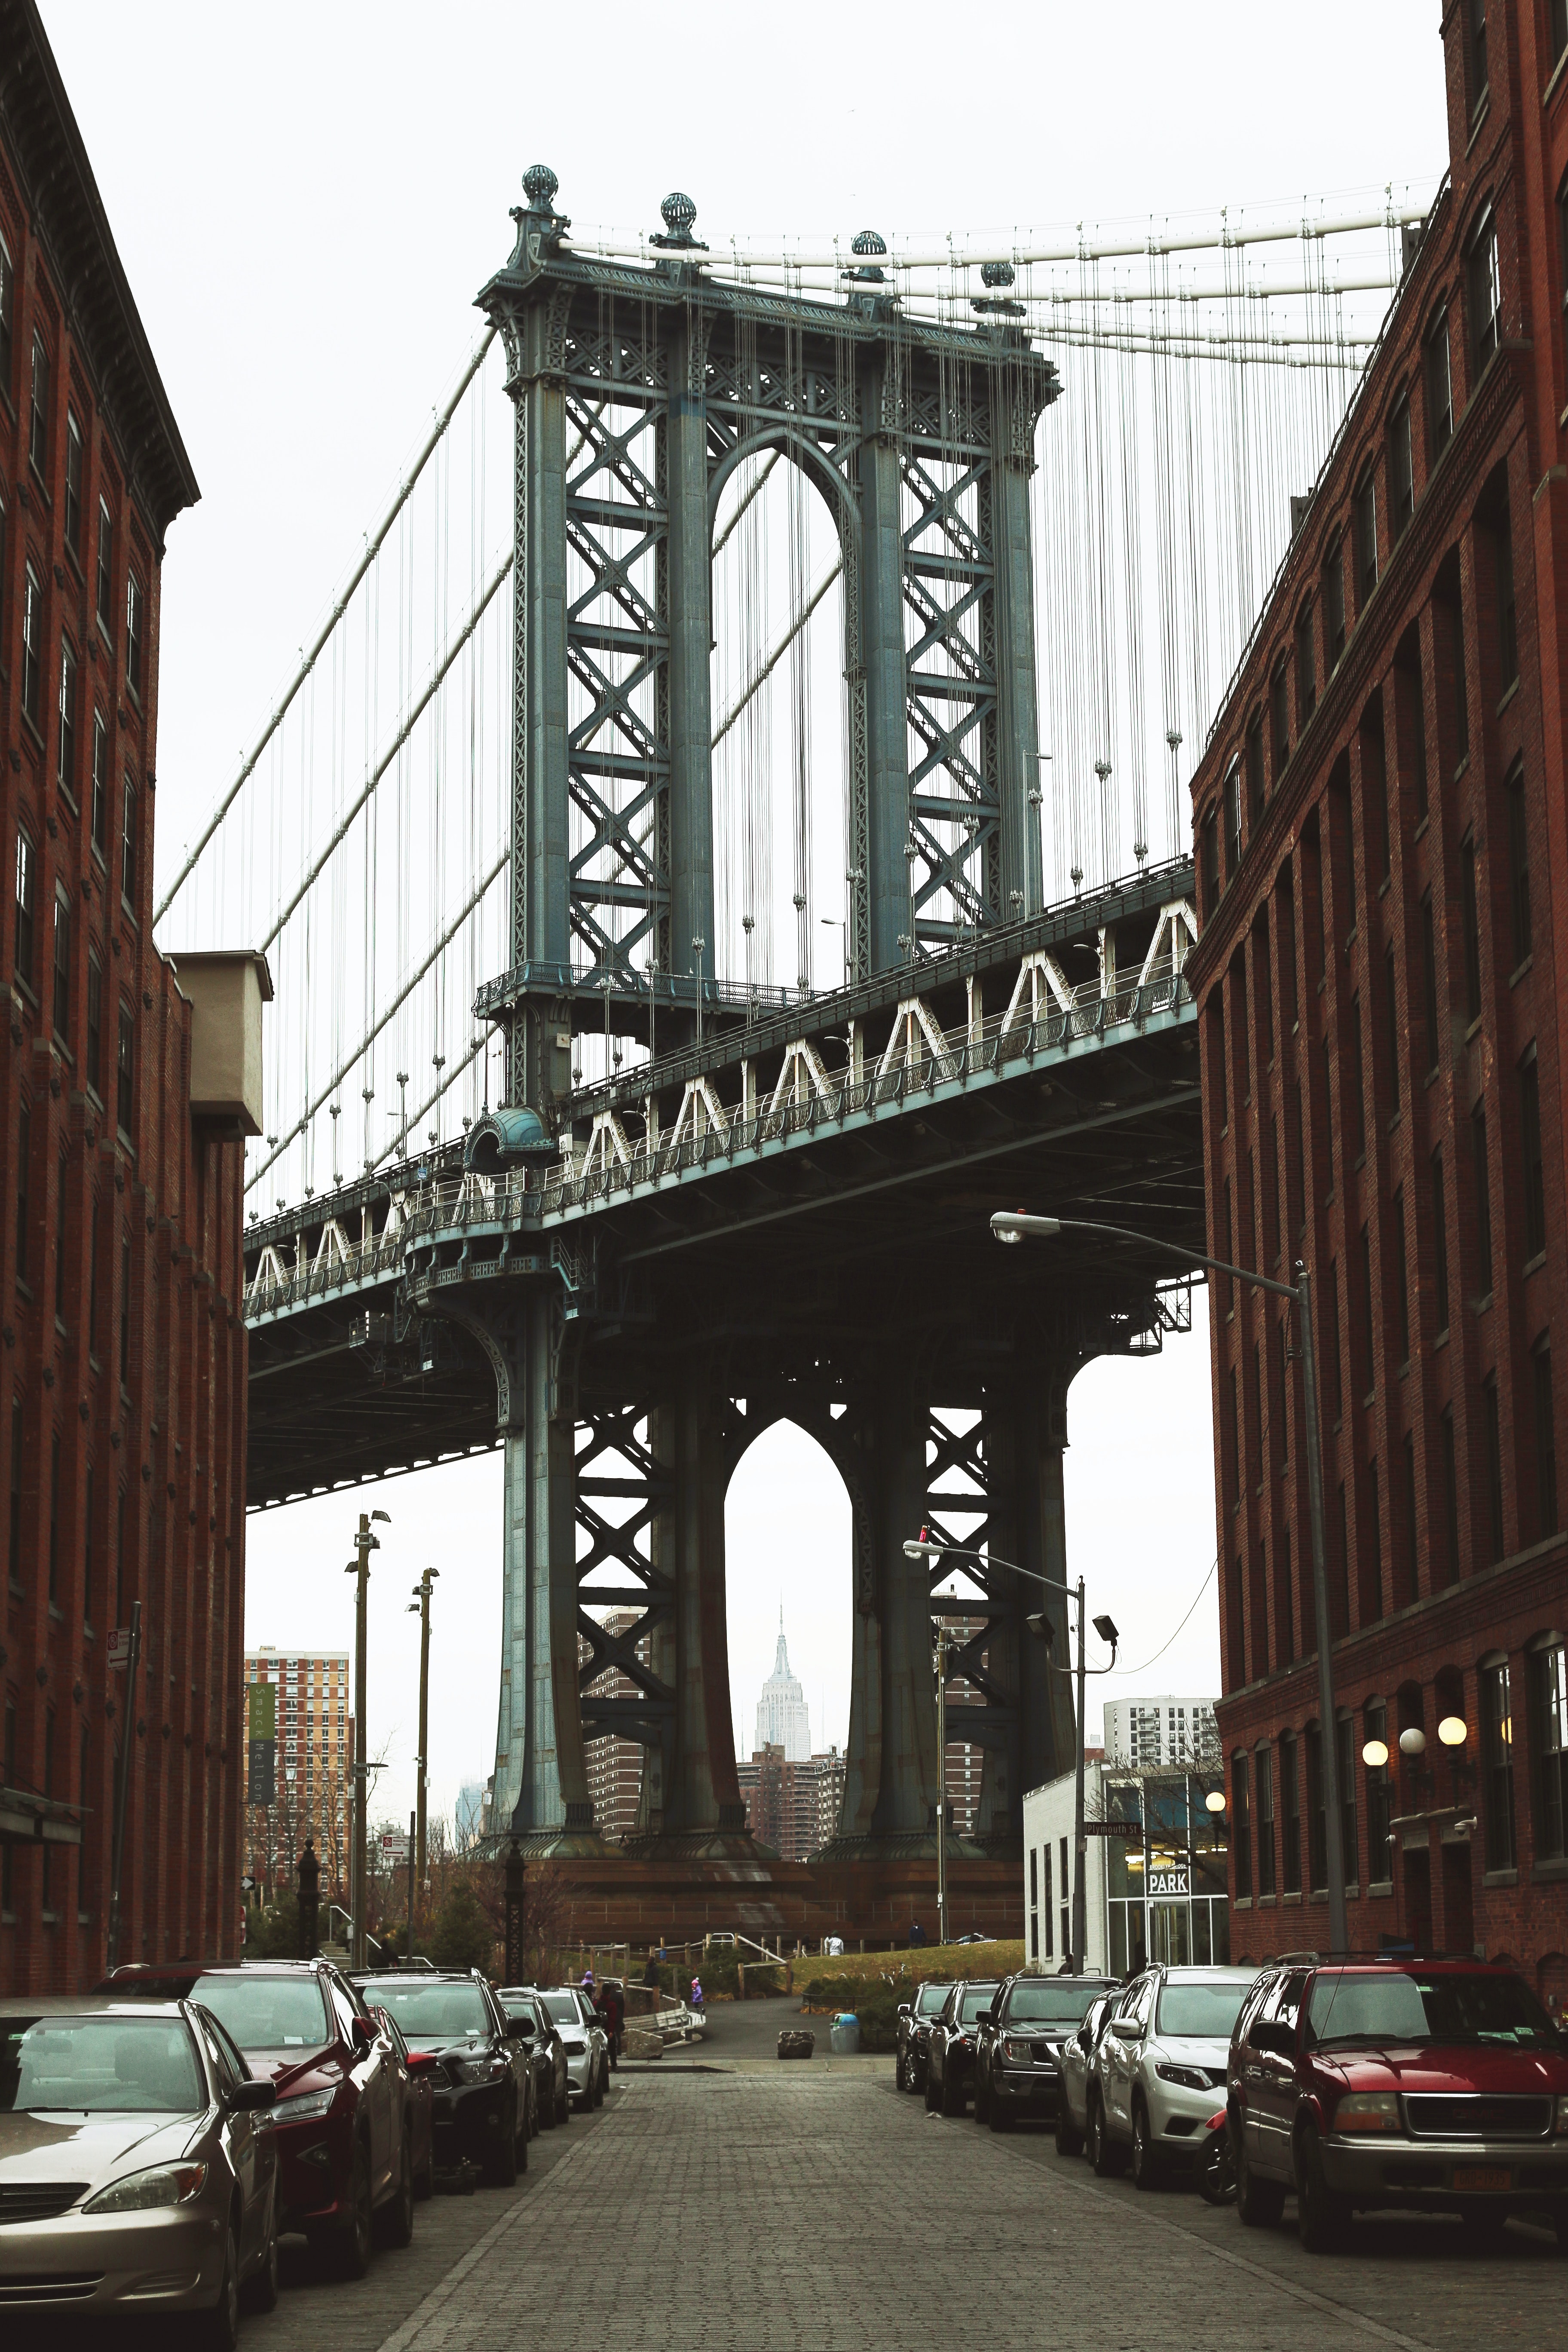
[1189, 0, 1568, 2006]
[0, 3, 258, 1990]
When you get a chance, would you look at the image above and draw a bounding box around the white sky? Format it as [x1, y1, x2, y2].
[40, 0, 1447, 1834]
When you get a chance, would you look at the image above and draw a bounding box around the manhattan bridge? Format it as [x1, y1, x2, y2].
[159, 168, 1429, 1868]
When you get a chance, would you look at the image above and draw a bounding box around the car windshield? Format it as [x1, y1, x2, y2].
[915, 1983, 951, 2017]
[1307, 1970, 1559, 2050]
[956, 1984, 1000, 2022]
[190, 1973, 331, 2051]
[1156, 1982, 1250, 2039]
[1006, 1984, 1103, 2027]
[541, 1993, 585, 2027]
[373, 1983, 491, 2039]
[0, 2017, 205, 2113]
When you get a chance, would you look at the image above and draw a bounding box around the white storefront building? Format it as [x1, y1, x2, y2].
[1023, 1732, 1229, 1977]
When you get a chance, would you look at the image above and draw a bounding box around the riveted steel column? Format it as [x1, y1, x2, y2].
[992, 387, 1045, 919]
[859, 354, 912, 974]
[667, 312, 716, 1011]
[868, 1372, 941, 1839]
[835, 1468, 883, 1842]
[1002, 1368, 1078, 1789]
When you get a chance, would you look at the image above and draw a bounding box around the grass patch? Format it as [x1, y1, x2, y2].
[798, 1938, 1024, 2008]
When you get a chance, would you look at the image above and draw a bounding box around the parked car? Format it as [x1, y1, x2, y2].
[536, 1988, 610, 2109]
[350, 1970, 532, 2185]
[1090, 1964, 1258, 2189]
[103, 1957, 411, 2276]
[1227, 1957, 1568, 2251]
[495, 1989, 570, 2130]
[1055, 1989, 1120, 2156]
[0, 1992, 279, 2341]
[973, 1973, 1117, 2131]
[367, 2006, 436, 2196]
[925, 1980, 1001, 2116]
[895, 1980, 952, 2095]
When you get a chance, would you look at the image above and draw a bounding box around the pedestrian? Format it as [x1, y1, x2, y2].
[600, 1978, 625, 2067]
[643, 1947, 662, 1990]
[689, 1975, 704, 2012]
[581, 1964, 595, 1994]
[909, 1920, 926, 1949]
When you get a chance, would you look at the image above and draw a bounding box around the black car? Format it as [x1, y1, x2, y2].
[925, 1979, 1001, 2116]
[496, 1987, 570, 2130]
[351, 1969, 532, 2184]
[895, 1979, 953, 2095]
[972, 1973, 1117, 2132]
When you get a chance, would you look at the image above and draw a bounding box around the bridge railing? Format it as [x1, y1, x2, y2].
[245, 951, 1192, 1316]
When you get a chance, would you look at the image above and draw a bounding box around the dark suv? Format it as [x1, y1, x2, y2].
[1227, 1958, 1568, 2251]
[101, 1957, 410, 2276]
[973, 1973, 1116, 2132]
[356, 1970, 532, 2184]
[925, 1980, 1001, 2116]
[895, 1980, 952, 2095]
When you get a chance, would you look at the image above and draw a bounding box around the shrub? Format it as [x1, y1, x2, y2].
[854, 1985, 901, 2052]
[429, 1880, 497, 1974]
[245, 1894, 300, 1959]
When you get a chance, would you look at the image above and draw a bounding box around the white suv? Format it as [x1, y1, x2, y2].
[1088, 1965, 1259, 2189]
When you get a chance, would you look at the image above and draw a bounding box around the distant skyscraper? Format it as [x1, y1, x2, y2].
[754, 1617, 811, 1761]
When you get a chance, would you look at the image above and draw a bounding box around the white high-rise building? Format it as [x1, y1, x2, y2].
[754, 1617, 811, 1761]
[1102, 1695, 1219, 1770]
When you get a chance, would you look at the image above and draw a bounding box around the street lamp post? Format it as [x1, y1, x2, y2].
[906, 1538, 1118, 1972]
[935, 1621, 951, 1944]
[406, 1568, 440, 1902]
[345, 1507, 390, 1971]
[991, 1208, 1348, 1960]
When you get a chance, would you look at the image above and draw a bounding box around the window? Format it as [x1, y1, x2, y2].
[1470, 0, 1488, 105]
[1536, 1341, 1558, 1538]
[64, 410, 83, 560]
[1461, 835, 1482, 1023]
[83, 1462, 94, 1626]
[1295, 600, 1316, 725]
[1337, 1715, 1357, 1885]
[1440, 1406, 1460, 1584]
[1483, 1375, 1505, 1560]
[1554, 0, 1568, 66]
[55, 1139, 66, 1321]
[1256, 1744, 1276, 1897]
[1400, 633, 1428, 818]
[1351, 998, 1367, 1158]
[1401, 1430, 1418, 1606]
[1470, 207, 1501, 369]
[1384, 945, 1399, 1115]
[1353, 467, 1378, 602]
[121, 779, 137, 908]
[51, 892, 69, 1041]
[14, 827, 35, 989]
[1271, 656, 1290, 775]
[47, 1432, 59, 1606]
[1229, 1547, 1244, 1681]
[1448, 575, 1470, 763]
[1480, 1658, 1515, 1871]
[1534, 1639, 1568, 1863]
[1305, 1724, 1327, 1892]
[57, 637, 77, 799]
[86, 959, 102, 1098]
[0, 230, 11, 395]
[96, 500, 113, 637]
[1224, 762, 1242, 878]
[91, 714, 108, 857]
[1232, 1753, 1252, 1897]
[1327, 1257, 1344, 1420]
[1421, 892, 1441, 1075]
[87, 1208, 98, 1357]
[1280, 1731, 1301, 1895]
[1506, 766, 1531, 964]
[1246, 714, 1265, 827]
[1492, 492, 1517, 685]
[1390, 397, 1415, 535]
[1393, 1189, 1410, 1367]
[119, 1231, 131, 1384]
[7, 1395, 20, 1589]
[28, 333, 49, 475]
[116, 1004, 133, 1135]
[1522, 1053, 1546, 1261]
[1324, 541, 1346, 666]
[1473, 1102, 1493, 1294]
[125, 575, 144, 700]
[1365, 1701, 1392, 1884]
[21, 564, 42, 729]
[15, 1100, 29, 1286]
[1427, 312, 1453, 457]
[1433, 1151, 1450, 1334]
[1200, 808, 1219, 918]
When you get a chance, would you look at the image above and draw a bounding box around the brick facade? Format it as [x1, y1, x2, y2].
[0, 3, 249, 1990]
[1187, 0, 1568, 2009]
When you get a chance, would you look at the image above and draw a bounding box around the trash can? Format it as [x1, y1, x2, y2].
[829, 2012, 861, 2056]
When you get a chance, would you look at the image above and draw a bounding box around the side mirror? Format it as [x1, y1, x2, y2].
[977, 2008, 995, 2027]
[351, 2015, 377, 2049]
[1253, 2019, 1293, 2058]
[405, 2049, 440, 2072]
[231, 2078, 276, 2112]
[508, 2016, 533, 2040]
[897, 2003, 912, 2018]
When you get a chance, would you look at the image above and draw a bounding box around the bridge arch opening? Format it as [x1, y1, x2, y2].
[710, 446, 848, 1001]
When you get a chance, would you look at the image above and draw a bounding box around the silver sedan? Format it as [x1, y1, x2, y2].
[0, 1994, 279, 2345]
[536, 1989, 609, 2109]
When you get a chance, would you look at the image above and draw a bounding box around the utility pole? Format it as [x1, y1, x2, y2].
[1071, 1574, 1088, 1973]
[407, 1568, 439, 1895]
[934, 1620, 949, 1948]
[346, 1508, 389, 1971]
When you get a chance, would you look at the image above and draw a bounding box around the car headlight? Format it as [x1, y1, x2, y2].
[1555, 2097, 1568, 2138]
[452, 2057, 511, 2086]
[1002, 2038, 1047, 2064]
[1333, 2092, 1402, 2135]
[562, 2039, 586, 2056]
[273, 2086, 337, 2122]
[1155, 2063, 1211, 2092]
[84, 2162, 208, 2213]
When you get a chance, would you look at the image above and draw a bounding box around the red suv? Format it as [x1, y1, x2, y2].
[1226, 1958, 1568, 2251]
[100, 1958, 412, 2276]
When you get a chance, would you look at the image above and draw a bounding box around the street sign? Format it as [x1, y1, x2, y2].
[379, 1832, 410, 1866]
[1148, 1865, 1191, 1896]
[107, 1628, 133, 1670]
[248, 1738, 276, 1805]
[248, 1682, 276, 1739]
[1083, 1819, 1142, 1839]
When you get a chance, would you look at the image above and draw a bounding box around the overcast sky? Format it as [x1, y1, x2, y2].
[41, 0, 1448, 1837]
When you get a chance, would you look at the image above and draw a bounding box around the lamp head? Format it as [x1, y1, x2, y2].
[1398, 1726, 1427, 1758]
[1361, 1739, 1389, 1769]
[371, 1509, 392, 1525]
[1437, 1715, 1468, 1748]
[1092, 1612, 1120, 1647]
[990, 1210, 1062, 1246]
[1204, 1789, 1226, 1814]
[903, 1539, 942, 1562]
[1025, 1611, 1053, 1645]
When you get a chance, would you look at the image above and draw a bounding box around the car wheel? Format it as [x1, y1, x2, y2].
[1055, 2099, 1084, 2159]
[593, 2058, 606, 2109]
[1461, 2202, 1510, 2251]
[488, 2095, 519, 2187]
[1088, 2094, 1125, 2177]
[1130, 2099, 1161, 2191]
[1236, 2135, 1286, 2229]
[377, 2128, 415, 2249]
[924, 2063, 939, 2113]
[187, 2218, 240, 2352]
[415, 2132, 434, 2202]
[239, 2186, 279, 2315]
[972, 2068, 989, 2124]
[989, 2094, 1014, 2134]
[558, 2077, 571, 2124]
[1295, 2124, 1350, 2254]
[517, 2086, 530, 2174]
[940, 2063, 962, 2117]
[541, 2072, 558, 2128]
[895, 2046, 907, 2093]
[335, 2139, 374, 2279]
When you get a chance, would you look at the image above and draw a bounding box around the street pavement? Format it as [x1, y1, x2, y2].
[198, 2008, 1566, 2352]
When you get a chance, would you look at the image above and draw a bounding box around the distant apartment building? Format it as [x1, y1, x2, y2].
[1102, 1696, 1220, 1771]
[738, 1744, 846, 1860]
[579, 1610, 646, 1843]
[940, 1613, 989, 1837]
[243, 1648, 352, 1894]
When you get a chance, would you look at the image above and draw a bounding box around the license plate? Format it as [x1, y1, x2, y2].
[1451, 2166, 1512, 2193]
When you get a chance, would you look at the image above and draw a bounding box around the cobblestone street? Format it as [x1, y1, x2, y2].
[219, 2056, 1567, 2352]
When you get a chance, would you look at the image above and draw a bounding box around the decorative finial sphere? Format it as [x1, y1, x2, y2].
[851, 228, 888, 257]
[661, 191, 698, 237]
[523, 164, 559, 211]
[981, 260, 1015, 289]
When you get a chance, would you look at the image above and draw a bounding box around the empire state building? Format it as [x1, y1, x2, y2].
[753, 1617, 811, 1762]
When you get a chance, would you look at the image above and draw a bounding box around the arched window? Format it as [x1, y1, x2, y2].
[1468, 205, 1501, 372]
[1530, 1632, 1568, 1863]
[1478, 1649, 1515, 1872]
